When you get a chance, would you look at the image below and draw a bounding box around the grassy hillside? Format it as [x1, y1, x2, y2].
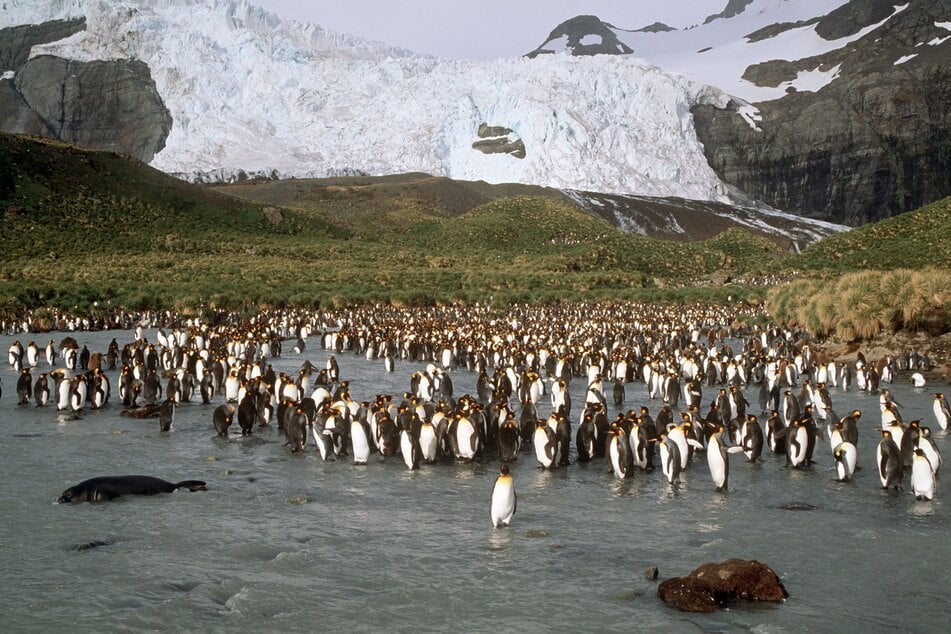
[0, 134, 792, 316]
[784, 196, 951, 273]
[2, 132, 950, 338]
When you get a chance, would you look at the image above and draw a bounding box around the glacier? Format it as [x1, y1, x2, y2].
[2, 0, 743, 203]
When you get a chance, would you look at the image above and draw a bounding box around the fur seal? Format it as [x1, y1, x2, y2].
[58, 475, 207, 503]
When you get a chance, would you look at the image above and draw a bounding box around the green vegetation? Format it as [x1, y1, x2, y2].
[0, 134, 781, 317]
[784, 196, 951, 273]
[1, 132, 950, 342]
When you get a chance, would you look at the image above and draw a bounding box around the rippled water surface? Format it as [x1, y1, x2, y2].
[2, 329, 950, 632]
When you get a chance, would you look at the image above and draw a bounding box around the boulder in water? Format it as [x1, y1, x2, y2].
[658, 559, 788, 612]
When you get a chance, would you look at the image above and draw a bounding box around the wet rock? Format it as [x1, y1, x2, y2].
[644, 566, 659, 581]
[288, 495, 311, 505]
[777, 502, 817, 511]
[658, 576, 723, 612]
[658, 559, 788, 612]
[523, 529, 549, 538]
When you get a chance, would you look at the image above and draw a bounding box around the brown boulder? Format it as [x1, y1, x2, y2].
[658, 559, 788, 612]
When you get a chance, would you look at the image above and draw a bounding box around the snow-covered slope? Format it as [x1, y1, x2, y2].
[622, 0, 909, 102]
[531, 1, 917, 103]
[1, 0, 741, 203]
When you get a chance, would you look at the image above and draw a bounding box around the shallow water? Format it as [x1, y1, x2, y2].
[2, 329, 950, 632]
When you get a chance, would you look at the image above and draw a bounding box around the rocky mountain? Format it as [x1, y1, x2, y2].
[524, 0, 951, 225]
[0, 16, 170, 162]
[3, 0, 947, 229]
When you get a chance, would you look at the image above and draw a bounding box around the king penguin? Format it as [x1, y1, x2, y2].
[490, 464, 517, 528]
[911, 448, 935, 501]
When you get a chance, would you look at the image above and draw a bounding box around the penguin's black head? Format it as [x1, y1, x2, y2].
[500, 464, 510, 476]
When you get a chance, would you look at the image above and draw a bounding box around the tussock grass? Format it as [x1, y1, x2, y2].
[766, 268, 951, 340]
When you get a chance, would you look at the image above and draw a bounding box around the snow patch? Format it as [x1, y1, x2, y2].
[579, 34, 603, 46]
[927, 35, 950, 46]
[736, 103, 762, 131]
[893, 53, 917, 65]
[1, 71, 14, 80]
[936, 22, 951, 32]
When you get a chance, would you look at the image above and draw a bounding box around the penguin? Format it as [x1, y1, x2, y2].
[785, 419, 810, 468]
[490, 464, 517, 528]
[911, 448, 935, 501]
[16, 368, 32, 404]
[575, 412, 598, 462]
[374, 409, 399, 456]
[933, 393, 950, 431]
[212, 403, 236, 436]
[832, 442, 857, 482]
[350, 414, 372, 464]
[630, 416, 655, 471]
[659, 433, 682, 485]
[740, 414, 763, 462]
[237, 391, 256, 435]
[453, 414, 480, 462]
[532, 419, 558, 469]
[916, 426, 941, 474]
[876, 430, 903, 490]
[400, 418, 422, 470]
[497, 416, 521, 463]
[285, 406, 309, 453]
[612, 379, 625, 407]
[158, 398, 175, 432]
[33, 373, 50, 407]
[417, 414, 439, 464]
[707, 427, 742, 492]
[606, 423, 634, 480]
[198, 367, 215, 405]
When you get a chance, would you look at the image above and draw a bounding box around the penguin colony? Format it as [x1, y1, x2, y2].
[5, 303, 949, 519]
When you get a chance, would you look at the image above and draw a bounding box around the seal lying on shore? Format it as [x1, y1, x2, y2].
[58, 475, 207, 503]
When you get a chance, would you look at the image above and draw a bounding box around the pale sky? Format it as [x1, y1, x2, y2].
[252, 0, 728, 59]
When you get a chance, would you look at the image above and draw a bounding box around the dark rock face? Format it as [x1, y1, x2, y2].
[0, 18, 86, 71]
[658, 559, 788, 612]
[0, 19, 171, 163]
[472, 122, 526, 159]
[704, 0, 755, 25]
[693, 0, 951, 225]
[526, 15, 633, 58]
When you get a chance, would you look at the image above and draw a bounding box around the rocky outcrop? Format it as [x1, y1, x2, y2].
[526, 15, 633, 58]
[658, 559, 788, 612]
[0, 20, 171, 163]
[472, 123, 526, 159]
[0, 17, 85, 71]
[693, 0, 951, 225]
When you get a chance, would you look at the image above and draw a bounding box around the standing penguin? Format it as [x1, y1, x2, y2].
[533, 419, 558, 469]
[933, 393, 950, 431]
[876, 430, 903, 490]
[707, 426, 742, 492]
[490, 464, 517, 528]
[911, 448, 935, 501]
[16, 368, 33, 404]
[606, 422, 634, 479]
[33, 373, 50, 407]
[158, 398, 175, 432]
[400, 418, 422, 470]
[659, 433, 682, 485]
[786, 419, 810, 469]
[212, 403, 236, 437]
[740, 414, 764, 462]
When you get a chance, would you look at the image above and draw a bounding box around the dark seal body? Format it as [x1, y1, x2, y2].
[58, 475, 206, 503]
